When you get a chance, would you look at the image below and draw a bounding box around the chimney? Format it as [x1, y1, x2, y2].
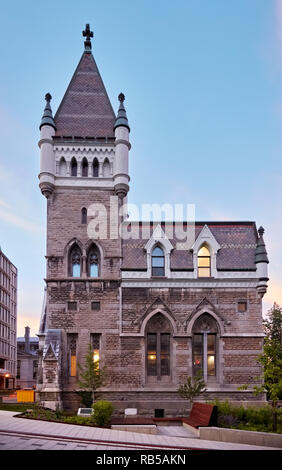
[24, 326, 30, 354]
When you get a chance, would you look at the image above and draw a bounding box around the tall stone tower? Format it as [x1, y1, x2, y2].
[37, 25, 130, 410]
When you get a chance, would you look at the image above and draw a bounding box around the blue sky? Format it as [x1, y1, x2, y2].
[0, 0, 281, 336]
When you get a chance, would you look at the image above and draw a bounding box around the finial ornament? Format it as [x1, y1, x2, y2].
[118, 93, 125, 102]
[45, 93, 52, 102]
[82, 24, 93, 51]
[258, 226, 265, 237]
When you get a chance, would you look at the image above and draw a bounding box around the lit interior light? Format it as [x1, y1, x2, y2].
[93, 350, 100, 364]
[149, 354, 156, 361]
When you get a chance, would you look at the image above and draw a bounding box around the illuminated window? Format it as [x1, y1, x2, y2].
[197, 245, 211, 277]
[151, 246, 165, 277]
[91, 334, 100, 370]
[238, 301, 247, 312]
[68, 334, 77, 378]
[192, 314, 218, 382]
[146, 313, 171, 380]
[70, 356, 76, 377]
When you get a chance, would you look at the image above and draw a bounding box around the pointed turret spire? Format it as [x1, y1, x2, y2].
[255, 226, 269, 264]
[114, 93, 130, 132]
[39, 93, 56, 130]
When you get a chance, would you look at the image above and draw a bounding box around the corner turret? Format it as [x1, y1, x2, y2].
[113, 93, 131, 199]
[255, 226, 269, 297]
[38, 93, 56, 198]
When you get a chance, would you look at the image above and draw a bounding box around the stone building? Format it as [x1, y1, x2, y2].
[0, 246, 17, 390]
[17, 326, 39, 389]
[36, 25, 269, 415]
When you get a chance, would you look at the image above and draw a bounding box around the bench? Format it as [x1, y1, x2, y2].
[183, 402, 217, 429]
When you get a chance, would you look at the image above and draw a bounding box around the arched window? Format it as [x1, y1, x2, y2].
[81, 208, 87, 225]
[192, 314, 218, 383]
[82, 157, 88, 177]
[71, 157, 77, 177]
[103, 158, 110, 177]
[197, 245, 211, 277]
[88, 246, 99, 277]
[93, 158, 99, 177]
[151, 246, 165, 277]
[59, 157, 67, 176]
[69, 244, 82, 277]
[146, 313, 172, 382]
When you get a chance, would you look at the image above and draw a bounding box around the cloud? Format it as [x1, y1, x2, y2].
[0, 206, 44, 233]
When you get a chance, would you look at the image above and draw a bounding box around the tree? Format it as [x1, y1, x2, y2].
[239, 303, 282, 432]
[178, 371, 206, 409]
[77, 343, 107, 404]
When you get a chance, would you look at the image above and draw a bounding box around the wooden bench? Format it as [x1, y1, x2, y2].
[183, 402, 217, 429]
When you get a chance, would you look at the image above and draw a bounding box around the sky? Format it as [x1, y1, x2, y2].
[0, 0, 281, 337]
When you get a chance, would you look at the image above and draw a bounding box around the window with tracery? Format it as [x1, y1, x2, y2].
[88, 246, 99, 277]
[146, 313, 172, 381]
[69, 245, 82, 277]
[192, 314, 218, 382]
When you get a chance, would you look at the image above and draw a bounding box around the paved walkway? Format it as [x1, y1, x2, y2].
[157, 425, 198, 438]
[0, 411, 280, 450]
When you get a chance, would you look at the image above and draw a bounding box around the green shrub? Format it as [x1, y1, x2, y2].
[92, 400, 114, 427]
[210, 399, 282, 433]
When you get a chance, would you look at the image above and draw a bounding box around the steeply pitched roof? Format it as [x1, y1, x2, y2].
[54, 51, 116, 138]
[121, 222, 258, 271]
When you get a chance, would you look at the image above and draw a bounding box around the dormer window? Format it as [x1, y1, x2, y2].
[152, 246, 165, 277]
[197, 245, 211, 277]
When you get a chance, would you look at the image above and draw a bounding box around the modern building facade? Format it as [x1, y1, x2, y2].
[36, 25, 269, 415]
[17, 326, 39, 389]
[0, 247, 17, 390]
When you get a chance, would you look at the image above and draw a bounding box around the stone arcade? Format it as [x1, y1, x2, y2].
[36, 25, 269, 415]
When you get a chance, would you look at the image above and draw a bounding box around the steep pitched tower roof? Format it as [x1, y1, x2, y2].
[54, 24, 116, 138]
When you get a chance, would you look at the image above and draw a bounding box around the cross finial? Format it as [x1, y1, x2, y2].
[82, 24, 93, 51]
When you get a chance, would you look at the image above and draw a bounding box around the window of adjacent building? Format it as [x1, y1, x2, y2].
[33, 361, 38, 380]
[146, 313, 171, 380]
[81, 207, 87, 225]
[151, 246, 165, 277]
[192, 314, 218, 382]
[69, 245, 82, 277]
[16, 360, 21, 379]
[238, 301, 247, 312]
[197, 245, 211, 277]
